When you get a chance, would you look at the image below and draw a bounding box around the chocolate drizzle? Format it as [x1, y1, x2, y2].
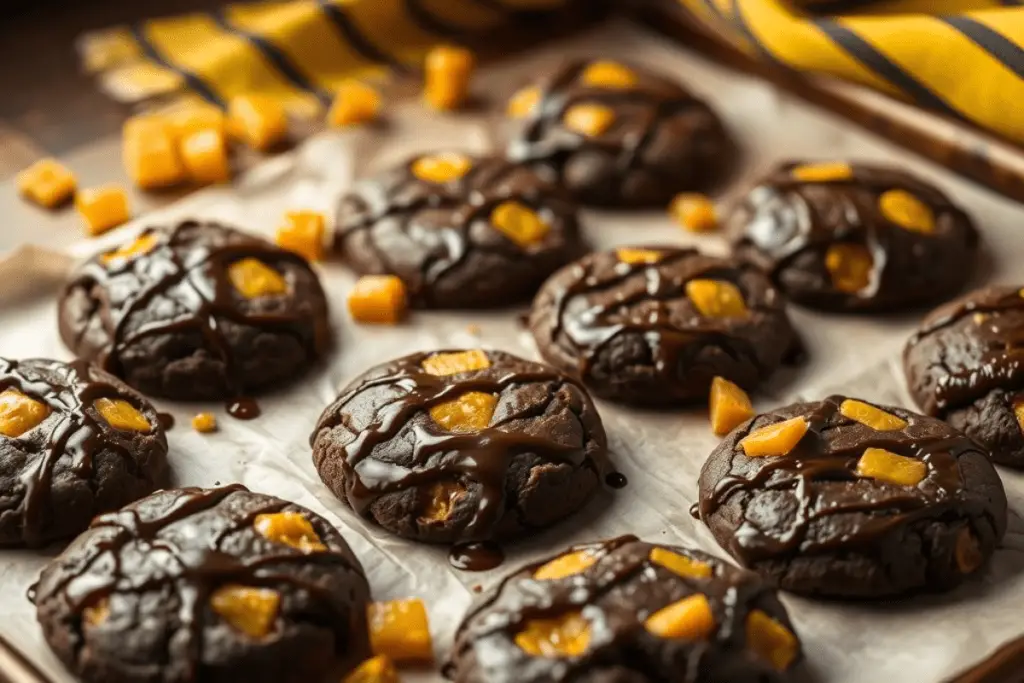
[227, 398, 262, 421]
[506, 59, 733, 207]
[34, 486, 370, 682]
[58, 221, 330, 401]
[727, 162, 977, 311]
[698, 395, 1007, 597]
[334, 154, 582, 309]
[0, 357, 168, 547]
[310, 350, 610, 546]
[446, 535, 801, 683]
[449, 541, 505, 572]
[530, 247, 797, 404]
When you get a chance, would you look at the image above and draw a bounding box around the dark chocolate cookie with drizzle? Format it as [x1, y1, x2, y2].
[58, 220, 330, 401]
[0, 357, 168, 547]
[446, 535, 804, 683]
[904, 285, 1024, 469]
[697, 395, 1007, 598]
[506, 59, 734, 207]
[34, 485, 371, 683]
[725, 161, 978, 312]
[334, 152, 584, 309]
[310, 349, 609, 559]
[528, 246, 798, 406]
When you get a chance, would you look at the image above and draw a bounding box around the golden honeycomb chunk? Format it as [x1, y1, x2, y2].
[491, 201, 551, 248]
[82, 597, 110, 626]
[686, 279, 748, 319]
[580, 61, 637, 89]
[180, 128, 231, 185]
[839, 399, 908, 431]
[514, 611, 591, 657]
[122, 115, 186, 190]
[790, 162, 853, 183]
[533, 549, 598, 580]
[210, 585, 279, 639]
[101, 232, 160, 265]
[228, 95, 288, 151]
[670, 193, 718, 233]
[276, 211, 325, 263]
[424, 45, 475, 111]
[17, 158, 77, 208]
[709, 377, 754, 437]
[344, 655, 399, 683]
[508, 86, 541, 119]
[94, 398, 151, 433]
[429, 391, 497, 433]
[650, 548, 713, 580]
[254, 511, 326, 552]
[328, 80, 382, 127]
[421, 350, 490, 376]
[348, 275, 407, 324]
[739, 417, 808, 458]
[563, 104, 615, 137]
[418, 481, 467, 523]
[411, 153, 472, 183]
[746, 610, 799, 672]
[168, 104, 227, 139]
[76, 185, 131, 237]
[855, 447, 927, 487]
[644, 594, 715, 640]
[1012, 395, 1024, 432]
[0, 388, 51, 438]
[228, 259, 288, 299]
[616, 248, 664, 265]
[191, 412, 217, 434]
[825, 243, 873, 294]
[879, 189, 935, 234]
[368, 599, 434, 663]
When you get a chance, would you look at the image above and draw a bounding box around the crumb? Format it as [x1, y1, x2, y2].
[466, 324, 481, 335]
[472, 584, 483, 593]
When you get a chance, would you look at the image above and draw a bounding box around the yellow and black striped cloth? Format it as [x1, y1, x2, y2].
[81, 0, 1024, 143]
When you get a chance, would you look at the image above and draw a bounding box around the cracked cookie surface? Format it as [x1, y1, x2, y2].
[35, 485, 370, 683]
[58, 221, 330, 400]
[0, 357, 168, 547]
[725, 162, 977, 312]
[506, 59, 734, 207]
[904, 285, 1024, 468]
[528, 247, 798, 406]
[334, 153, 584, 309]
[446, 535, 803, 683]
[310, 349, 609, 545]
[698, 395, 1007, 598]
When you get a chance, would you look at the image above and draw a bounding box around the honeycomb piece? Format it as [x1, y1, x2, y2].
[746, 610, 799, 672]
[0, 388, 51, 438]
[825, 244, 873, 294]
[254, 511, 327, 552]
[191, 413, 217, 434]
[508, 86, 541, 119]
[709, 377, 754, 437]
[122, 115, 186, 190]
[180, 128, 231, 185]
[367, 599, 434, 663]
[615, 248, 664, 265]
[839, 399, 907, 431]
[17, 158, 77, 208]
[228, 259, 288, 299]
[347, 275, 407, 324]
[328, 80, 382, 127]
[343, 655, 399, 683]
[411, 153, 472, 183]
[643, 594, 715, 640]
[421, 350, 490, 376]
[580, 61, 637, 89]
[739, 417, 809, 458]
[424, 45, 475, 111]
[82, 598, 110, 627]
[670, 193, 718, 233]
[514, 611, 591, 657]
[686, 279, 748, 319]
[228, 95, 288, 151]
[210, 585, 279, 639]
[879, 189, 935, 234]
[789, 162, 853, 183]
[429, 391, 497, 433]
[855, 447, 927, 487]
[533, 550, 598, 580]
[94, 398, 151, 433]
[418, 482, 467, 523]
[101, 232, 160, 265]
[563, 104, 615, 137]
[649, 547, 712, 579]
[275, 210, 326, 263]
[490, 201, 550, 248]
[76, 185, 131, 237]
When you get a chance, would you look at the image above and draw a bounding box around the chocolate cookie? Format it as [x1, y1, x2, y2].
[0, 357, 168, 547]
[698, 395, 1007, 598]
[334, 153, 584, 309]
[528, 246, 798, 406]
[904, 285, 1024, 469]
[35, 485, 371, 683]
[310, 349, 609, 551]
[725, 161, 977, 312]
[58, 220, 330, 400]
[446, 535, 803, 683]
[506, 59, 734, 207]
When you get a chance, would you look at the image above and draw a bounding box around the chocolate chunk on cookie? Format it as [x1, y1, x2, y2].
[310, 350, 609, 547]
[506, 59, 734, 207]
[904, 285, 1024, 468]
[58, 221, 331, 400]
[698, 395, 1007, 598]
[726, 162, 978, 312]
[35, 485, 370, 683]
[446, 535, 803, 683]
[0, 357, 168, 547]
[334, 153, 584, 309]
[528, 246, 798, 406]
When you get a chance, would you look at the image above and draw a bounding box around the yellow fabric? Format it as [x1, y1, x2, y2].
[674, 0, 1024, 142]
[80, 0, 582, 115]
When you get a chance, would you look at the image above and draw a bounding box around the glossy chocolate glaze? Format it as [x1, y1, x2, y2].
[311, 350, 611, 547]
[947, 635, 1024, 683]
[727, 162, 977, 311]
[58, 221, 330, 401]
[34, 485, 370, 683]
[530, 247, 797, 405]
[507, 60, 733, 207]
[449, 541, 505, 572]
[698, 396, 1007, 597]
[446, 535, 802, 683]
[335, 154, 583, 309]
[0, 357, 168, 547]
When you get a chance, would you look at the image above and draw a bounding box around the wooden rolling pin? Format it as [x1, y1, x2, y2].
[627, 1, 1024, 204]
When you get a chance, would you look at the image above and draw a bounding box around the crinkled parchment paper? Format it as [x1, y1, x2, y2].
[1, 20, 1022, 683]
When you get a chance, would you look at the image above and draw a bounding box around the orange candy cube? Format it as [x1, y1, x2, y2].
[228, 95, 288, 151]
[122, 115, 186, 190]
[275, 211, 325, 262]
[367, 599, 434, 663]
[328, 81, 382, 127]
[180, 128, 231, 185]
[76, 185, 131, 236]
[348, 275, 407, 324]
[424, 45, 475, 110]
[17, 158, 77, 208]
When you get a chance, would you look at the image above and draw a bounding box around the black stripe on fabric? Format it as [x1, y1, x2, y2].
[813, 18, 963, 117]
[403, 0, 471, 37]
[129, 24, 224, 107]
[730, 0, 784, 66]
[213, 11, 331, 104]
[941, 15, 1024, 77]
[316, 0, 403, 70]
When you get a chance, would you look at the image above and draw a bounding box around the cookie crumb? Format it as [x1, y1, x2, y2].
[466, 324, 481, 335]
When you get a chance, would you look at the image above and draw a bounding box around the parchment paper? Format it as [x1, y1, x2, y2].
[1, 20, 1023, 683]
